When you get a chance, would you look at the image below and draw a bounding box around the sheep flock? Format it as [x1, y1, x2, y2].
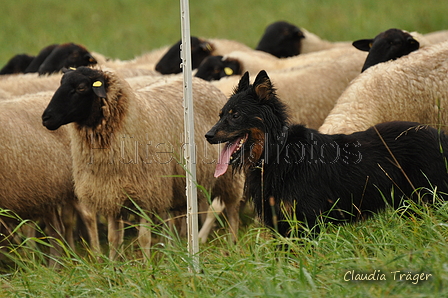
[1, 20, 448, 266]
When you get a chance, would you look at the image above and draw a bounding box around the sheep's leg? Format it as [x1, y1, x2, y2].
[61, 201, 76, 250]
[44, 207, 66, 268]
[198, 197, 225, 243]
[107, 215, 124, 261]
[138, 217, 152, 259]
[75, 202, 101, 257]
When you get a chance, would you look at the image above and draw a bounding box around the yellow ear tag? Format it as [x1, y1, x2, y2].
[69, 67, 76, 70]
[206, 43, 213, 52]
[224, 67, 233, 76]
[93, 81, 103, 87]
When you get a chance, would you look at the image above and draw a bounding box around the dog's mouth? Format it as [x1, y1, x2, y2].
[214, 134, 248, 178]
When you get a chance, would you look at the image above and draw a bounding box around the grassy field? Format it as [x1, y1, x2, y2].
[1, 0, 448, 297]
[1, 199, 447, 297]
[0, 0, 447, 64]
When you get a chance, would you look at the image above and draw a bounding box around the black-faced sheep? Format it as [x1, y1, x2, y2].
[256, 21, 353, 56]
[0, 91, 79, 267]
[42, 67, 243, 259]
[24, 44, 59, 73]
[255, 21, 305, 58]
[0, 54, 35, 75]
[37, 43, 97, 75]
[155, 36, 252, 75]
[319, 40, 448, 135]
[196, 29, 425, 82]
[352, 28, 421, 72]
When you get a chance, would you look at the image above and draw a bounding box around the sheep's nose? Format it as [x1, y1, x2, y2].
[42, 111, 51, 124]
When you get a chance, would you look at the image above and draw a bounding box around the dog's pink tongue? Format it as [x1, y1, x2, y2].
[214, 140, 241, 178]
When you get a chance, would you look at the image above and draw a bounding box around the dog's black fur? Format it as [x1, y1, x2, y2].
[205, 70, 448, 236]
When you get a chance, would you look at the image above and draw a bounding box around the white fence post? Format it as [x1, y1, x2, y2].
[180, 0, 200, 272]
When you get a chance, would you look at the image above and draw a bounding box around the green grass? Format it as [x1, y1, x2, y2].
[1, 199, 447, 297]
[1, 1, 448, 297]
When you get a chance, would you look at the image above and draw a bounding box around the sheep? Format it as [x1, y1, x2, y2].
[255, 21, 305, 58]
[424, 29, 448, 44]
[352, 28, 424, 72]
[41, 67, 244, 259]
[37, 43, 97, 75]
[0, 54, 35, 75]
[319, 40, 448, 135]
[2, 43, 97, 76]
[210, 29, 425, 130]
[196, 28, 426, 82]
[155, 36, 253, 74]
[0, 73, 61, 99]
[255, 21, 353, 57]
[0, 91, 80, 267]
[24, 44, 59, 73]
[195, 46, 363, 81]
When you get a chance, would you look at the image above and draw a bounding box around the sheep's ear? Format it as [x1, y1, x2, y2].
[92, 79, 107, 98]
[62, 67, 76, 74]
[235, 71, 250, 93]
[199, 41, 213, 53]
[352, 39, 374, 51]
[407, 36, 420, 48]
[253, 70, 274, 102]
[85, 53, 97, 64]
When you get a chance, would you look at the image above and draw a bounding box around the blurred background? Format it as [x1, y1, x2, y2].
[1, 0, 447, 65]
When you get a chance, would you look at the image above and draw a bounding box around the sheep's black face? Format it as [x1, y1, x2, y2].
[195, 56, 241, 81]
[155, 36, 213, 74]
[353, 28, 420, 72]
[42, 67, 104, 130]
[256, 21, 304, 58]
[38, 43, 97, 75]
[205, 71, 288, 177]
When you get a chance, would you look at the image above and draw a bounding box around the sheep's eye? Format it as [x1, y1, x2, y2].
[76, 83, 88, 93]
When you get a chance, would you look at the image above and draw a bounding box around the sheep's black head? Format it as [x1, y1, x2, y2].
[352, 28, 420, 72]
[0, 54, 35, 75]
[195, 55, 241, 81]
[24, 44, 59, 73]
[37, 43, 98, 75]
[42, 67, 106, 130]
[155, 36, 214, 74]
[255, 21, 304, 58]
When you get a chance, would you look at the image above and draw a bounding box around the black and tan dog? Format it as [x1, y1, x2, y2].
[206, 70, 448, 236]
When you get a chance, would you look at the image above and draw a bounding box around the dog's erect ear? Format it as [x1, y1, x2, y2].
[92, 77, 107, 98]
[235, 71, 250, 93]
[352, 39, 374, 51]
[253, 70, 274, 101]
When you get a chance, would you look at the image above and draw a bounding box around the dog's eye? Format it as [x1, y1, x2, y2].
[232, 112, 240, 119]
